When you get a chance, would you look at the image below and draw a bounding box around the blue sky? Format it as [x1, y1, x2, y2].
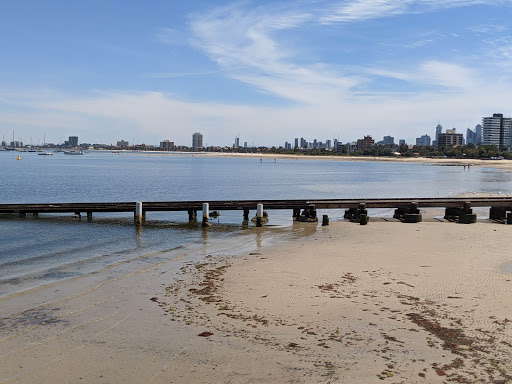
[1, 0, 512, 147]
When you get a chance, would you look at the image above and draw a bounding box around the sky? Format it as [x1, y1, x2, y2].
[1, 0, 512, 147]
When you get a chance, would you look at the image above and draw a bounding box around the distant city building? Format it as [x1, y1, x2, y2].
[116, 140, 129, 148]
[160, 140, 175, 151]
[1, 140, 6, 147]
[356, 135, 375, 151]
[482, 113, 512, 149]
[10, 141, 23, 148]
[68, 136, 78, 147]
[399, 139, 406, 146]
[475, 124, 482, 144]
[294, 138, 299, 148]
[377, 135, 395, 146]
[326, 139, 331, 149]
[346, 141, 358, 154]
[335, 141, 344, 154]
[300, 137, 307, 148]
[192, 132, 203, 151]
[415, 134, 431, 146]
[244, 141, 247, 148]
[284, 141, 292, 150]
[466, 127, 482, 146]
[234, 137, 240, 148]
[438, 129, 463, 148]
[435, 124, 442, 143]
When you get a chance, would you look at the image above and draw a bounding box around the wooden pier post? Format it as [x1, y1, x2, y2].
[243, 208, 250, 222]
[322, 214, 329, 226]
[459, 201, 477, 224]
[358, 203, 368, 225]
[202, 203, 211, 227]
[256, 203, 263, 227]
[489, 206, 507, 220]
[33, 212, 38, 217]
[507, 212, 512, 225]
[87, 211, 92, 219]
[402, 201, 422, 223]
[135, 202, 143, 222]
[188, 209, 197, 222]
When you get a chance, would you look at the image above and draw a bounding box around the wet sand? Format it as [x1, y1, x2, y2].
[1, 217, 511, 383]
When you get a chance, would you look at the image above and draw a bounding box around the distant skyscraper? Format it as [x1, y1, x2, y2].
[382, 136, 394, 145]
[482, 114, 512, 149]
[294, 138, 299, 148]
[69, 136, 78, 147]
[435, 124, 442, 143]
[192, 132, 203, 151]
[300, 137, 307, 148]
[399, 139, 406, 146]
[234, 136, 240, 148]
[416, 135, 431, 146]
[475, 124, 482, 145]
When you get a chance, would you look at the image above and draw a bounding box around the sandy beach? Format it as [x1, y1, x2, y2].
[1, 217, 511, 383]
[139, 150, 512, 172]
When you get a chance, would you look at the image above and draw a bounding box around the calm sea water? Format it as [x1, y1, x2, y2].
[1, 151, 511, 297]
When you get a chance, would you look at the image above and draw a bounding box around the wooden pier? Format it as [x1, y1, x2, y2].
[1, 197, 512, 226]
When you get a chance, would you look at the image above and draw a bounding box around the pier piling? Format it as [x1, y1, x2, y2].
[202, 203, 211, 227]
[256, 203, 263, 227]
[322, 214, 329, 226]
[459, 201, 477, 224]
[188, 209, 197, 222]
[135, 202, 143, 222]
[243, 208, 250, 222]
[489, 206, 507, 220]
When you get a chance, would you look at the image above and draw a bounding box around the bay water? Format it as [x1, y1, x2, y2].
[1, 151, 511, 298]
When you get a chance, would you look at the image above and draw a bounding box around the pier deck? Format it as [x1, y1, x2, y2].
[1, 197, 512, 226]
[1, 197, 512, 214]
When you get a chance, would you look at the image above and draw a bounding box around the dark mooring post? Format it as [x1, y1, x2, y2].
[292, 208, 300, 220]
[322, 214, 329, 226]
[243, 208, 250, 222]
[507, 212, 512, 225]
[459, 201, 477, 224]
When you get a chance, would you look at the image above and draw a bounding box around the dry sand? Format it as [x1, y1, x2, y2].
[1, 218, 512, 383]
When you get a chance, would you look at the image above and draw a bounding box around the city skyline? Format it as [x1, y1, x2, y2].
[1, 1, 512, 146]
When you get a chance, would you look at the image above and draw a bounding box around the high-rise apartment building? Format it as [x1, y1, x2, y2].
[160, 140, 175, 151]
[356, 135, 375, 151]
[69, 136, 78, 147]
[437, 129, 463, 148]
[192, 132, 203, 151]
[482, 113, 512, 149]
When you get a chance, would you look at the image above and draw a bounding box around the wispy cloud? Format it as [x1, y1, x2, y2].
[321, 0, 506, 24]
